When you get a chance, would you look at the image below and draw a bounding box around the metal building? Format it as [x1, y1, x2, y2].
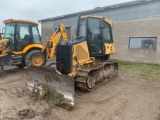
[39, 0, 160, 64]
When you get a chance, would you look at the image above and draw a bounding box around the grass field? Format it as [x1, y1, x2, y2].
[119, 61, 160, 81]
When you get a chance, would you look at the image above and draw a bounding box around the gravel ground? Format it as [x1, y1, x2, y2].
[0, 66, 160, 120]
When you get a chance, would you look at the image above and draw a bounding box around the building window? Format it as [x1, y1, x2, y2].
[129, 37, 157, 50]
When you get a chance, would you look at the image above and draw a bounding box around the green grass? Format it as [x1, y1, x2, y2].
[119, 61, 160, 81]
[52, 93, 64, 105]
[40, 84, 64, 106]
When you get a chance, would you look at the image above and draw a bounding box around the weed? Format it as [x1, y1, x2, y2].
[40, 85, 49, 98]
[53, 93, 64, 105]
[40, 85, 64, 106]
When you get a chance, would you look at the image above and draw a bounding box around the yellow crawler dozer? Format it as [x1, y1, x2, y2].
[26, 16, 118, 109]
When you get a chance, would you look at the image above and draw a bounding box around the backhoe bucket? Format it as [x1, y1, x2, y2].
[25, 66, 74, 109]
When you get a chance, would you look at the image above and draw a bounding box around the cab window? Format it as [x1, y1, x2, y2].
[103, 22, 113, 43]
[4, 23, 15, 39]
[32, 26, 41, 44]
[16, 23, 30, 50]
[88, 18, 103, 55]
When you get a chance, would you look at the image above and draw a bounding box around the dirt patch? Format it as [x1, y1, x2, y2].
[0, 65, 160, 120]
[18, 109, 36, 119]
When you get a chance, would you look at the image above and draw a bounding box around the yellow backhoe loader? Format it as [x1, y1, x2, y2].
[26, 15, 118, 109]
[0, 19, 68, 75]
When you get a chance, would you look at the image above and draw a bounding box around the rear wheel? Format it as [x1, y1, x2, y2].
[25, 50, 46, 67]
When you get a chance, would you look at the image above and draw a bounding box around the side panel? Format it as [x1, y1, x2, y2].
[71, 41, 90, 76]
[12, 44, 45, 55]
[72, 41, 90, 65]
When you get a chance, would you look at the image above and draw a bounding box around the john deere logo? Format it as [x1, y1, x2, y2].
[110, 47, 113, 51]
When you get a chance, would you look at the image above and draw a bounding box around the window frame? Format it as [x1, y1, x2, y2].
[129, 37, 157, 50]
[86, 17, 104, 56]
[15, 22, 31, 51]
[31, 25, 41, 44]
[102, 20, 113, 43]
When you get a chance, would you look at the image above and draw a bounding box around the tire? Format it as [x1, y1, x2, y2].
[25, 50, 46, 67]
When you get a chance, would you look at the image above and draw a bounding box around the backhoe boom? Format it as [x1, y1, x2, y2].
[45, 23, 68, 59]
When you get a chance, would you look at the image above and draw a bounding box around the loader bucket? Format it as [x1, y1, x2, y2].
[25, 66, 74, 109]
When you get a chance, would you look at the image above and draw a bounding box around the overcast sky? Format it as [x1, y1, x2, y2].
[0, 0, 133, 29]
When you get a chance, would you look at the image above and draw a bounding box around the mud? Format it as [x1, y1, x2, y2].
[0, 66, 160, 120]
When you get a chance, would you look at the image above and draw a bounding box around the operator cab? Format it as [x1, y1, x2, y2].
[77, 16, 114, 57]
[3, 19, 41, 51]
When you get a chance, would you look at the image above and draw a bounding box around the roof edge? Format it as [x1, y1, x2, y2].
[39, 0, 156, 22]
[4, 19, 38, 24]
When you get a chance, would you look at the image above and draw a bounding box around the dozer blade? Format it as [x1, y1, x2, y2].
[25, 66, 74, 109]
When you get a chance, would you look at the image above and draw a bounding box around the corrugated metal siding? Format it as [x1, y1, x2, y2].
[52, 0, 160, 28]
[85, 1, 160, 21]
